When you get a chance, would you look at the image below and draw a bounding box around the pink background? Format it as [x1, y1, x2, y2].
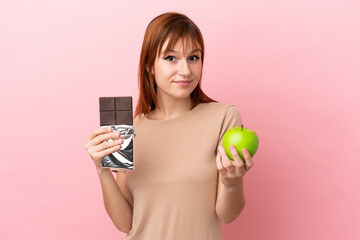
[1, 0, 359, 239]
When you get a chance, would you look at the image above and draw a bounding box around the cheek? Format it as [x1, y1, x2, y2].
[192, 65, 202, 78]
[155, 63, 174, 79]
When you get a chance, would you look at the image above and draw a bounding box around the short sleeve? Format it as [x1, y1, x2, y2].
[216, 105, 242, 154]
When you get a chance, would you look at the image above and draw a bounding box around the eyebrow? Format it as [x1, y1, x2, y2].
[162, 49, 201, 55]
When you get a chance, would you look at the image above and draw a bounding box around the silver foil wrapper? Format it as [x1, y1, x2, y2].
[101, 125, 136, 171]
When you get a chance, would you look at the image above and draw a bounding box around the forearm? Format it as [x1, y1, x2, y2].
[97, 168, 133, 233]
[215, 178, 245, 224]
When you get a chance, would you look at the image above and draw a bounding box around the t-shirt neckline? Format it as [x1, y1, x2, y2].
[141, 103, 204, 124]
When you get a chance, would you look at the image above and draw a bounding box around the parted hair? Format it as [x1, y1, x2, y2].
[134, 12, 216, 118]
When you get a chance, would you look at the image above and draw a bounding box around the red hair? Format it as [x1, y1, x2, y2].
[134, 12, 216, 118]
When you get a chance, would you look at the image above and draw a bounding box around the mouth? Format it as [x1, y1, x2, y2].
[173, 80, 193, 87]
[173, 79, 192, 82]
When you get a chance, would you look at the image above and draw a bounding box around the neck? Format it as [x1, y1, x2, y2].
[150, 94, 192, 121]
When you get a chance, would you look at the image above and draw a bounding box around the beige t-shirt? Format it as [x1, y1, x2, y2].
[125, 102, 242, 240]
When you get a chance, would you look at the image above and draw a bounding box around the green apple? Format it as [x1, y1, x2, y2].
[222, 125, 259, 162]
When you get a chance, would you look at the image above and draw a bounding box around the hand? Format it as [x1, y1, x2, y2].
[216, 145, 254, 188]
[85, 127, 124, 170]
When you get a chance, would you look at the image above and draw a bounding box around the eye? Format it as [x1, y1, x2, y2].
[189, 55, 200, 61]
[164, 55, 176, 61]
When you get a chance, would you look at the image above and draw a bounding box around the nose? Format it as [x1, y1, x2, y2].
[178, 59, 191, 77]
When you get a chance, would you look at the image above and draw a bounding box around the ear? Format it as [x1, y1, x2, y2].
[146, 65, 154, 74]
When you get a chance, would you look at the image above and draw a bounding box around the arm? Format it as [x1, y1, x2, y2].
[85, 127, 133, 233]
[215, 174, 245, 223]
[97, 168, 133, 233]
[215, 145, 253, 223]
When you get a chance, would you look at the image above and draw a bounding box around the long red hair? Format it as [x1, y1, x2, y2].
[134, 12, 216, 118]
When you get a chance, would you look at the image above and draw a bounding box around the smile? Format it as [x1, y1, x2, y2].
[173, 80, 192, 87]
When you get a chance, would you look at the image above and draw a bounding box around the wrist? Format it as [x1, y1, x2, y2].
[222, 177, 244, 191]
[96, 166, 111, 175]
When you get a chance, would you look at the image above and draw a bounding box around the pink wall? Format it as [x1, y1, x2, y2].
[1, 0, 359, 239]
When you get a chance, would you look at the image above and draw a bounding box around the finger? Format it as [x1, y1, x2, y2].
[94, 144, 122, 161]
[93, 138, 123, 153]
[217, 145, 235, 173]
[90, 131, 121, 146]
[242, 148, 254, 170]
[229, 145, 244, 166]
[216, 152, 227, 176]
[87, 127, 112, 142]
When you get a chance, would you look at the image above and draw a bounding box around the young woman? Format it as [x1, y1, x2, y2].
[85, 12, 254, 240]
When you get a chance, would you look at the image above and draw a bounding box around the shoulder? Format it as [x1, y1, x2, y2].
[197, 102, 240, 118]
[200, 102, 242, 132]
[133, 113, 144, 126]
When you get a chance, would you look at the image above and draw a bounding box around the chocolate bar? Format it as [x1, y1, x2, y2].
[99, 97, 133, 126]
[99, 96, 135, 171]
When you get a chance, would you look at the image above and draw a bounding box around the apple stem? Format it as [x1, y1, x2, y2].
[241, 124, 243, 131]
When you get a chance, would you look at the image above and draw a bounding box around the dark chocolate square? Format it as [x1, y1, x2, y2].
[100, 111, 116, 125]
[115, 111, 133, 125]
[115, 97, 132, 110]
[99, 97, 115, 111]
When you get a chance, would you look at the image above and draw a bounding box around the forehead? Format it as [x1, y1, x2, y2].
[159, 37, 201, 55]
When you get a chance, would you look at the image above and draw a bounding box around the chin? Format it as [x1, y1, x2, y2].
[173, 90, 194, 99]
[172, 94, 191, 100]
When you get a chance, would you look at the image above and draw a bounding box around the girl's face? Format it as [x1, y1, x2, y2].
[151, 37, 202, 102]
